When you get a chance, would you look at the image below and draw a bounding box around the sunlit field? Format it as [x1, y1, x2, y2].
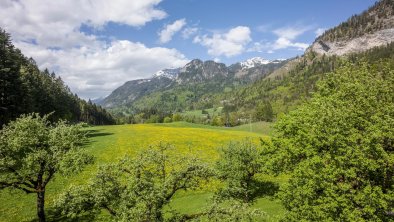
[0, 122, 285, 222]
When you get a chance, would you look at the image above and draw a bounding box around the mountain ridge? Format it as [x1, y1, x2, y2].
[100, 57, 287, 109]
[308, 0, 394, 56]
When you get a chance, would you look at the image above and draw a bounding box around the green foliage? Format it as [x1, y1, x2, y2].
[266, 61, 394, 221]
[0, 113, 93, 222]
[254, 101, 274, 122]
[215, 140, 264, 203]
[146, 114, 160, 123]
[55, 143, 212, 221]
[163, 116, 172, 123]
[172, 113, 183, 122]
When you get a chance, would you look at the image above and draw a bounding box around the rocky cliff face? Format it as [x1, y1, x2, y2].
[177, 59, 228, 83]
[309, 0, 394, 56]
[230, 58, 287, 82]
[309, 28, 394, 56]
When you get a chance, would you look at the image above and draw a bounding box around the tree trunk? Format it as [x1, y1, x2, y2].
[37, 190, 46, 222]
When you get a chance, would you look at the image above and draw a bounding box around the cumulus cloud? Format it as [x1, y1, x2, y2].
[16, 41, 188, 99]
[158, 19, 187, 43]
[272, 26, 311, 51]
[247, 25, 312, 53]
[0, 0, 191, 99]
[0, 0, 167, 48]
[194, 26, 252, 57]
[272, 37, 309, 51]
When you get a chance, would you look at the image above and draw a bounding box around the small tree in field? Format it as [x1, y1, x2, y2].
[215, 140, 264, 203]
[0, 113, 93, 222]
[55, 143, 211, 221]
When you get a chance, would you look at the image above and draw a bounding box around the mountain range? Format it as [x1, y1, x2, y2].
[99, 57, 288, 109]
[100, 0, 394, 122]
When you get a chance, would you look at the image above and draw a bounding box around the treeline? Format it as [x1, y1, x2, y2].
[318, 0, 394, 42]
[114, 104, 273, 127]
[0, 28, 115, 127]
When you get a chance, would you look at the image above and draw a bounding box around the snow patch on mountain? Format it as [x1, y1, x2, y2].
[240, 57, 271, 69]
[153, 68, 181, 79]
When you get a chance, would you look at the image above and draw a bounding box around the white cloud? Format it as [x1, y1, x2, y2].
[247, 25, 312, 53]
[0, 0, 192, 99]
[0, 0, 167, 48]
[315, 28, 327, 37]
[272, 37, 309, 51]
[194, 26, 252, 57]
[273, 26, 310, 40]
[271, 26, 311, 51]
[16, 41, 188, 99]
[158, 19, 187, 43]
[182, 27, 198, 39]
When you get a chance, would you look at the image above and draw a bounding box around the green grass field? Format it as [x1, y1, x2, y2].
[0, 122, 285, 222]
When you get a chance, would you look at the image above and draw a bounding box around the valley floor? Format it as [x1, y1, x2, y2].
[0, 122, 285, 221]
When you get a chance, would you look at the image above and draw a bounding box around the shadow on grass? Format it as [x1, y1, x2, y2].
[85, 129, 114, 138]
[28, 208, 98, 222]
[218, 180, 280, 203]
[253, 180, 280, 198]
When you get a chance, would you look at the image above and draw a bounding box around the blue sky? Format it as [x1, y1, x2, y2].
[0, 0, 376, 99]
[84, 0, 376, 64]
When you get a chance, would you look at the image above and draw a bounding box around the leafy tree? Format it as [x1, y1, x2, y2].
[255, 101, 274, 122]
[163, 116, 172, 123]
[215, 140, 264, 203]
[55, 143, 211, 221]
[212, 116, 224, 126]
[0, 113, 93, 222]
[265, 61, 394, 221]
[172, 113, 183, 122]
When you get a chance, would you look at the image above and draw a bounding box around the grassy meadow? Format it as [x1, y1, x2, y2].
[0, 122, 285, 222]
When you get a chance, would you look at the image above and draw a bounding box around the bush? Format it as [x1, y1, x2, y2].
[163, 116, 172, 123]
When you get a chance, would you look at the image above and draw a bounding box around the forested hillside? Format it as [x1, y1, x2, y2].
[213, 42, 394, 120]
[0, 29, 115, 127]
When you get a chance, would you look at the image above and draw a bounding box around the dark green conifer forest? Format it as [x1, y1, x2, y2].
[0, 28, 115, 127]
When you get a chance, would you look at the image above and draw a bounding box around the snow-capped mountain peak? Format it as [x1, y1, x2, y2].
[240, 57, 271, 69]
[153, 68, 181, 79]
